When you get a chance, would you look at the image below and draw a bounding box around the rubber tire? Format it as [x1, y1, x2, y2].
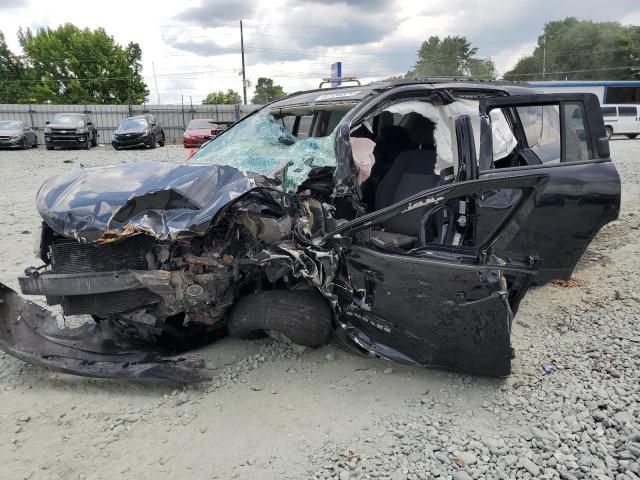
[21, 138, 27, 150]
[228, 290, 332, 348]
[158, 132, 165, 147]
[112, 142, 119, 151]
[83, 139, 91, 150]
[148, 135, 156, 149]
[625, 134, 638, 139]
[91, 132, 98, 147]
[605, 126, 613, 139]
[45, 144, 53, 151]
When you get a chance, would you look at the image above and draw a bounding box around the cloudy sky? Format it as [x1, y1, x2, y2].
[1, 0, 639, 104]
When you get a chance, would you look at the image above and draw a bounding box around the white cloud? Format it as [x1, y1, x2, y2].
[0, 0, 638, 104]
[621, 11, 640, 26]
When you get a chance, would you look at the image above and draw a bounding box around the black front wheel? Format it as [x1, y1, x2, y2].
[21, 138, 28, 150]
[625, 134, 638, 140]
[91, 132, 98, 147]
[148, 135, 156, 149]
[228, 290, 333, 348]
[158, 132, 165, 147]
[605, 126, 613, 139]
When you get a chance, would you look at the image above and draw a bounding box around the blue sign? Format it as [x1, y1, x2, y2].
[331, 62, 342, 87]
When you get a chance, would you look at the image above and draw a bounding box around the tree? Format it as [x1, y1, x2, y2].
[407, 36, 496, 79]
[504, 18, 640, 81]
[202, 89, 242, 104]
[251, 77, 286, 104]
[0, 31, 29, 103]
[17, 23, 149, 104]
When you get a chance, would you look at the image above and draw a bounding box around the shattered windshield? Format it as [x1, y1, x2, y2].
[188, 110, 338, 192]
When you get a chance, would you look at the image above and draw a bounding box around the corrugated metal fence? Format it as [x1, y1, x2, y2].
[0, 103, 262, 145]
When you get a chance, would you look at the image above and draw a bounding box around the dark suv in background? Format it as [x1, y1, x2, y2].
[44, 113, 97, 150]
[111, 114, 165, 150]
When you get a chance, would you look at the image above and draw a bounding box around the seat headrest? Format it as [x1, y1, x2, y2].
[377, 111, 394, 130]
[379, 125, 411, 145]
[401, 112, 435, 146]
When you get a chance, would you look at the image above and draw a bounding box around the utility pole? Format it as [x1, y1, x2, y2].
[240, 20, 247, 105]
[542, 34, 547, 80]
[152, 62, 161, 105]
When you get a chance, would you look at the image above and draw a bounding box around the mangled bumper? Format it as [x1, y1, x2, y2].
[0, 283, 208, 382]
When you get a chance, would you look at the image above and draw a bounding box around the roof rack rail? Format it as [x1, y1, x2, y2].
[318, 77, 361, 88]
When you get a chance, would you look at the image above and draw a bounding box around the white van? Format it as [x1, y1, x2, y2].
[600, 105, 640, 139]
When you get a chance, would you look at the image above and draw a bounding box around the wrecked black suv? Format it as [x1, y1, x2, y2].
[0, 80, 620, 382]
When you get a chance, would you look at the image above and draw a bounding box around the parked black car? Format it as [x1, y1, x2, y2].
[0, 120, 38, 149]
[112, 114, 165, 150]
[0, 79, 621, 382]
[44, 113, 97, 150]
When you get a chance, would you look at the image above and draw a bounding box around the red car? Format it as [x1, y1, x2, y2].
[183, 119, 223, 148]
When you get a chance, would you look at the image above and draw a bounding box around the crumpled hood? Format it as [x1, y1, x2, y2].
[36, 161, 277, 242]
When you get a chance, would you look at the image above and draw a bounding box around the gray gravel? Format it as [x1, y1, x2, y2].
[0, 140, 638, 479]
[303, 139, 640, 479]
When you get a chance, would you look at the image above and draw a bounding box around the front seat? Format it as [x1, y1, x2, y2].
[361, 125, 413, 211]
[374, 119, 440, 237]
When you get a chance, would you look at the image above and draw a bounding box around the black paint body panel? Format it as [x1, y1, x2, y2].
[481, 160, 621, 282]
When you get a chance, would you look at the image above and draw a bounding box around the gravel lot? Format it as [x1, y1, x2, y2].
[0, 140, 638, 480]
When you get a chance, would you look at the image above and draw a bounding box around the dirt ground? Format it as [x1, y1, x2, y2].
[0, 140, 638, 480]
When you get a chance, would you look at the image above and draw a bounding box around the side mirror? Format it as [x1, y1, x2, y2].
[597, 137, 610, 158]
[45, 121, 50, 125]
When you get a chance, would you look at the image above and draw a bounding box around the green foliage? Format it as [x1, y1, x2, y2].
[408, 36, 496, 79]
[251, 77, 286, 104]
[202, 89, 242, 104]
[0, 24, 149, 104]
[504, 18, 640, 81]
[0, 31, 29, 103]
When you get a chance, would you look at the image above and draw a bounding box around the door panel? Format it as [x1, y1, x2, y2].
[338, 247, 524, 376]
[332, 174, 546, 376]
[479, 93, 621, 282]
[481, 162, 620, 281]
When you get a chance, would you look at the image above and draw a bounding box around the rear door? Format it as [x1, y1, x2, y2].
[328, 171, 547, 376]
[478, 93, 621, 282]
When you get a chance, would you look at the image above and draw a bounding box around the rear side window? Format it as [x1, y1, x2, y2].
[516, 105, 561, 164]
[618, 106, 637, 117]
[513, 101, 592, 164]
[563, 103, 591, 162]
[600, 107, 617, 117]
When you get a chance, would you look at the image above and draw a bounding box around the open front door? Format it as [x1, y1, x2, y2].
[329, 171, 548, 376]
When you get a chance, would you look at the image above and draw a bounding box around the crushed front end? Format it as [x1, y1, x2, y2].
[0, 164, 342, 381]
